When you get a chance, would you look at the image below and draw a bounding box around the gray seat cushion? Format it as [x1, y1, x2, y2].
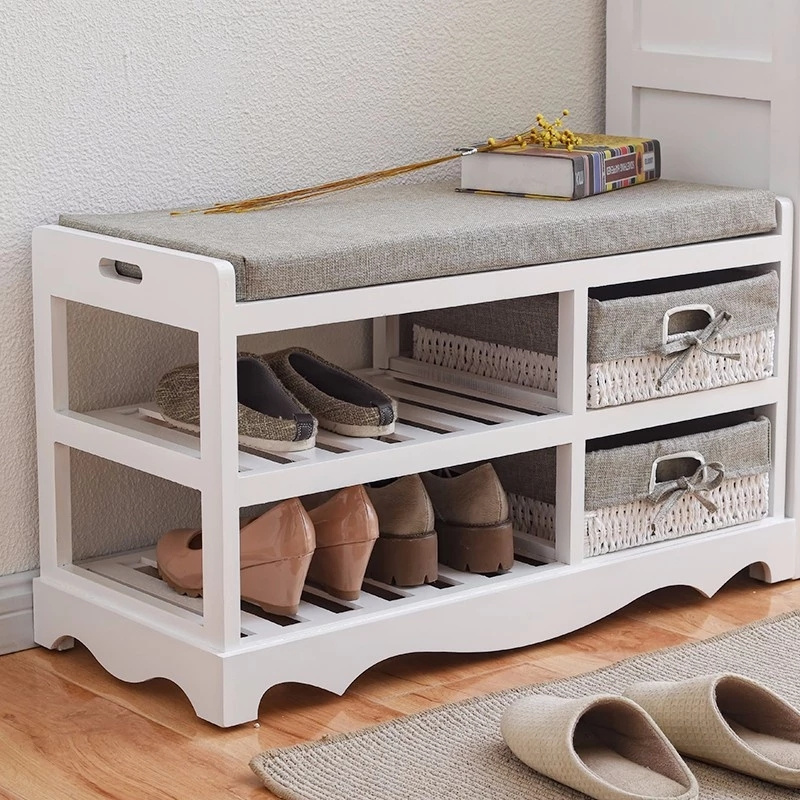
[59, 180, 777, 302]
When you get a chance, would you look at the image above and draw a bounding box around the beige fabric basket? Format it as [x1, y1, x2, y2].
[405, 268, 778, 409]
[495, 414, 770, 558]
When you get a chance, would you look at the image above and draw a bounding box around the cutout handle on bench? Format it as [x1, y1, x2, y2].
[99, 258, 143, 284]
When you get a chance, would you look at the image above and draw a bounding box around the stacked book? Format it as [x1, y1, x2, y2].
[459, 134, 661, 200]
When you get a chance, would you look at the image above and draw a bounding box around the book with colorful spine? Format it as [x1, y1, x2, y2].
[459, 134, 661, 201]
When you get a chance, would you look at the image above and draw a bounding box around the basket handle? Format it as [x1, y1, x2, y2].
[655, 307, 740, 388]
[647, 453, 725, 529]
[649, 450, 705, 493]
[661, 303, 715, 345]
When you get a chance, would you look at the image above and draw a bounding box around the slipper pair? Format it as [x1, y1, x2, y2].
[156, 348, 397, 453]
[502, 673, 800, 800]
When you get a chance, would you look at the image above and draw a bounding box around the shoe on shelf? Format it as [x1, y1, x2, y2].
[421, 463, 514, 574]
[304, 485, 379, 600]
[365, 474, 438, 587]
[156, 354, 317, 453]
[263, 347, 397, 437]
[501, 694, 698, 800]
[156, 498, 316, 616]
[625, 673, 800, 788]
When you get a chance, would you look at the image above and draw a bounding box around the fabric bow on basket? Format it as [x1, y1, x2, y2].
[648, 461, 725, 530]
[655, 311, 741, 388]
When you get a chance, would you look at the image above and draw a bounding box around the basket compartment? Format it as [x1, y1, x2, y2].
[404, 268, 778, 408]
[504, 413, 770, 557]
[493, 449, 557, 548]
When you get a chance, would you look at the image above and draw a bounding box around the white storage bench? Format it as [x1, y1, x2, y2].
[33, 179, 797, 726]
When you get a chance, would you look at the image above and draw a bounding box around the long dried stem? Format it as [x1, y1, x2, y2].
[176, 111, 579, 215]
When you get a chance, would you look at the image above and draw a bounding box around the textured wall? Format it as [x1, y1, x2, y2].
[1, 0, 606, 575]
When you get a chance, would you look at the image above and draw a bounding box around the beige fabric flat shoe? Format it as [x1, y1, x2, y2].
[264, 348, 397, 437]
[625, 673, 800, 788]
[501, 694, 698, 800]
[156, 354, 317, 452]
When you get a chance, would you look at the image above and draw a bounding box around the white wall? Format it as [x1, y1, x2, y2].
[2, 0, 606, 575]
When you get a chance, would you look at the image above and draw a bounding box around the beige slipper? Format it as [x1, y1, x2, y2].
[501, 694, 698, 800]
[625, 674, 800, 788]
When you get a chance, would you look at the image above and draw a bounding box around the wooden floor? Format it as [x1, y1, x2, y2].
[2, 572, 800, 799]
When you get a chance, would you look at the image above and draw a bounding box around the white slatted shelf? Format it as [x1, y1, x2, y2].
[79, 543, 555, 645]
[77, 515, 791, 656]
[513, 532, 557, 564]
[72, 373, 568, 505]
[54, 408, 204, 488]
[387, 357, 558, 413]
[370, 372, 535, 424]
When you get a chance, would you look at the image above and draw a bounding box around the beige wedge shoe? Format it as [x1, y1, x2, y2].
[501, 694, 698, 800]
[625, 673, 800, 788]
[156, 497, 315, 616]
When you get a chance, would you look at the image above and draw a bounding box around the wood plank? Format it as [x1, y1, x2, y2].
[377, 684, 475, 715]
[442, 661, 564, 698]
[0, 651, 264, 800]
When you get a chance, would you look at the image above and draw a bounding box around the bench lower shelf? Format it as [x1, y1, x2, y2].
[33, 516, 797, 727]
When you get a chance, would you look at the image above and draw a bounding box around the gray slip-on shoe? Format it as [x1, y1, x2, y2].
[263, 348, 397, 437]
[156, 354, 317, 452]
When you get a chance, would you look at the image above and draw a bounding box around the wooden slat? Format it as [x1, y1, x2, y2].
[387, 356, 557, 413]
[369, 372, 535, 423]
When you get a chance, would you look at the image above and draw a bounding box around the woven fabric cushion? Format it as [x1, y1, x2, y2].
[59, 180, 777, 302]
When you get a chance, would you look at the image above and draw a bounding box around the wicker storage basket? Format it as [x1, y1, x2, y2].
[496, 413, 770, 558]
[404, 268, 778, 408]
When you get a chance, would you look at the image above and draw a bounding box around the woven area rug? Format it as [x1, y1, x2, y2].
[251, 611, 800, 799]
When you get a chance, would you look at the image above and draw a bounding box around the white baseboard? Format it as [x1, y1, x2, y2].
[0, 570, 36, 655]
